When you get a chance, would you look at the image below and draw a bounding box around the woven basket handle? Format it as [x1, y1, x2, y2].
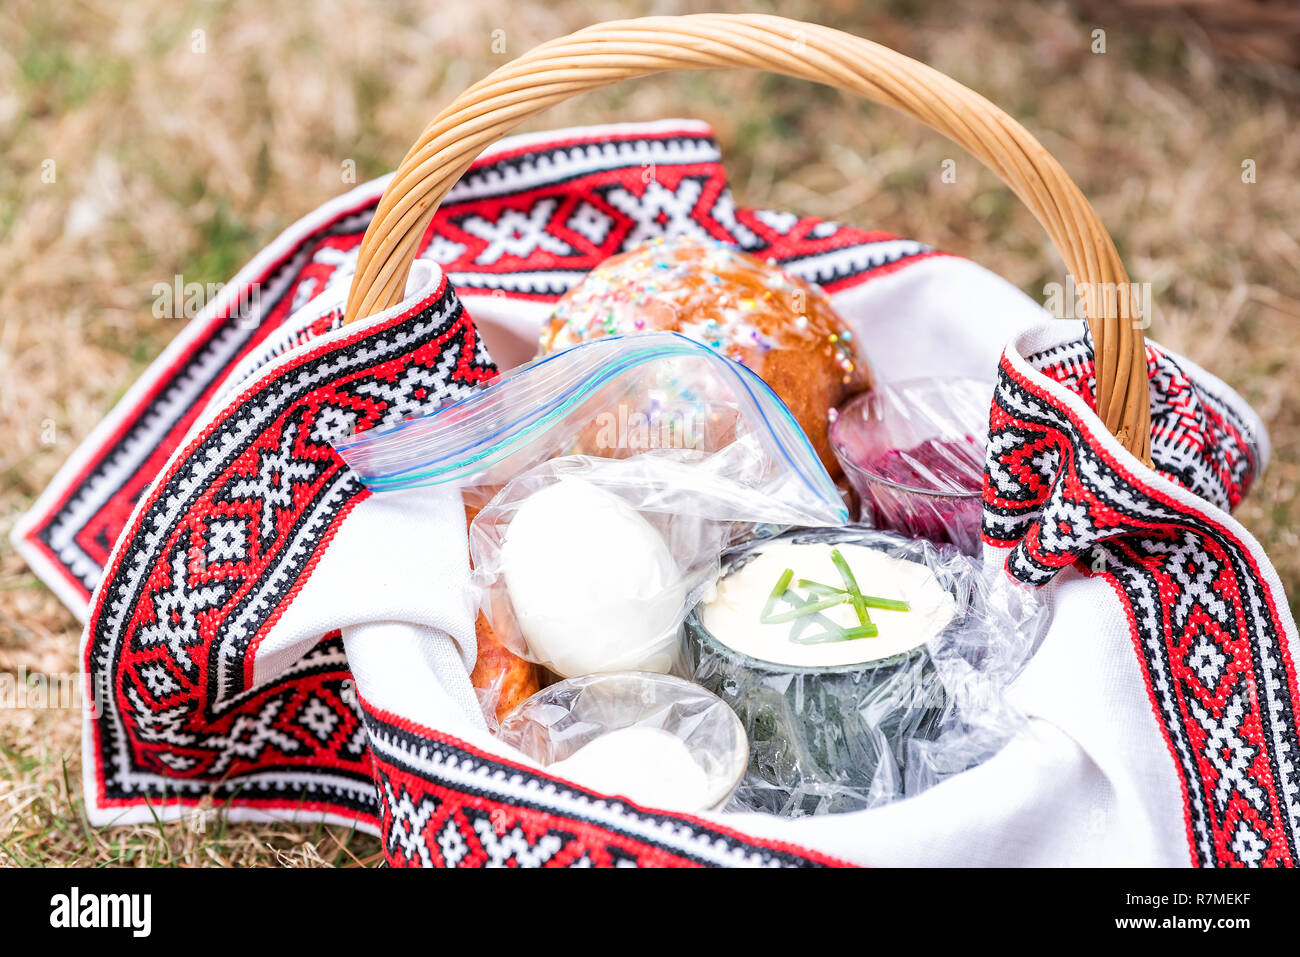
[344, 13, 1151, 462]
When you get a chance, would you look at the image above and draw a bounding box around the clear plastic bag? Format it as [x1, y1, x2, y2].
[683, 525, 1046, 817]
[496, 672, 748, 813]
[829, 377, 988, 554]
[334, 333, 849, 679]
[335, 332, 847, 520]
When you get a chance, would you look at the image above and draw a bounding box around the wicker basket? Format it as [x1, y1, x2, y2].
[342, 13, 1152, 463]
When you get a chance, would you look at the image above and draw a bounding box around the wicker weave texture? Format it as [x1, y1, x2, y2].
[343, 14, 1151, 460]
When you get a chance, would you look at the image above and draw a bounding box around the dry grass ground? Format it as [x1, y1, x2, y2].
[2, 0, 1297, 866]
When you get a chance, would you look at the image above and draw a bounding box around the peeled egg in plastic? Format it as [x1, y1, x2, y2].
[500, 478, 686, 678]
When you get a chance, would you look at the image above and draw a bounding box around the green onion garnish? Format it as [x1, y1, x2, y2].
[859, 595, 911, 612]
[797, 578, 910, 612]
[760, 568, 795, 623]
[796, 579, 845, 597]
[828, 549, 861, 593]
[830, 548, 873, 629]
[761, 552, 910, 646]
[841, 624, 880, 639]
[789, 623, 880, 644]
[760, 593, 851, 624]
[784, 591, 844, 643]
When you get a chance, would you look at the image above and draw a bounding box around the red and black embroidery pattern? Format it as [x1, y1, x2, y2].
[86, 278, 496, 813]
[1029, 334, 1260, 513]
[361, 700, 846, 868]
[19, 122, 938, 612]
[63, 123, 941, 863]
[81, 266, 845, 867]
[51, 123, 1296, 866]
[984, 331, 1298, 867]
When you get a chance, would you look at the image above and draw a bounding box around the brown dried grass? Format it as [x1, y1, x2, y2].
[1, 0, 1296, 865]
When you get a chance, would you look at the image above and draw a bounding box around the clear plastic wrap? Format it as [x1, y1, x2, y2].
[469, 450, 829, 678]
[335, 331, 847, 522]
[829, 377, 988, 554]
[334, 337, 1038, 819]
[683, 525, 1046, 817]
[497, 672, 748, 812]
[334, 333, 849, 680]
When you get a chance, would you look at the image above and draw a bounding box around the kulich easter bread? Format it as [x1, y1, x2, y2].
[539, 237, 870, 476]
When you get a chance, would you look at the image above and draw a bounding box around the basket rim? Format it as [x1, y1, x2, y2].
[341, 12, 1152, 465]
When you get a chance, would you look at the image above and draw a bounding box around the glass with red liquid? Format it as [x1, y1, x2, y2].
[829, 378, 988, 555]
